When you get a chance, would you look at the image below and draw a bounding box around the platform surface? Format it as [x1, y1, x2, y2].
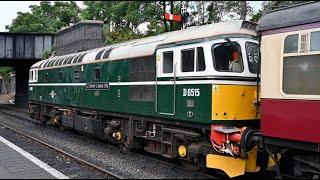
[0, 136, 68, 179]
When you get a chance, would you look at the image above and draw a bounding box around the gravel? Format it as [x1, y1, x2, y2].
[0, 106, 215, 179]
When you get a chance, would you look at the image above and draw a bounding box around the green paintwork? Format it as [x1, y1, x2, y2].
[29, 59, 212, 125]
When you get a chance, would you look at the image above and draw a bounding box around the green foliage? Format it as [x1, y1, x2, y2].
[6, 1, 80, 33]
[41, 49, 52, 60]
[206, 1, 253, 23]
[80, 1, 114, 22]
[105, 27, 143, 45]
[250, 10, 262, 23]
[6, 1, 313, 46]
[207, 1, 227, 23]
[0, 67, 14, 78]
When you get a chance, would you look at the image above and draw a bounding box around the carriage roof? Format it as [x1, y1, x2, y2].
[32, 20, 256, 70]
[258, 1, 320, 32]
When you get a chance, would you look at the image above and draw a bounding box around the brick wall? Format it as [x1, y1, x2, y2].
[55, 21, 104, 56]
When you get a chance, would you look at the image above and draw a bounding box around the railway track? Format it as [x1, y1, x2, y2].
[0, 104, 220, 179]
[0, 105, 123, 179]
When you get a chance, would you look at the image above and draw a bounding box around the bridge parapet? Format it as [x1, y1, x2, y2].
[0, 32, 54, 60]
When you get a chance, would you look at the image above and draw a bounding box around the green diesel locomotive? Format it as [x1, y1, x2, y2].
[28, 20, 262, 177]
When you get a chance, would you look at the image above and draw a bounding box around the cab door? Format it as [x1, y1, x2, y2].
[156, 49, 176, 116]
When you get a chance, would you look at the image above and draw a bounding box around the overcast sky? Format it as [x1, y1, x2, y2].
[0, 1, 263, 32]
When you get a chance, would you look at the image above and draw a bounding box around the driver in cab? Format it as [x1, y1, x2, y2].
[228, 51, 242, 72]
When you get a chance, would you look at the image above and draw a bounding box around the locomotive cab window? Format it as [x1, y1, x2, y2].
[246, 42, 259, 74]
[163, 51, 173, 73]
[29, 69, 38, 82]
[94, 67, 100, 81]
[30, 71, 33, 81]
[196, 47, 206, 71]
[181, 48, 195, 72]
[212, 42, 244, 73]
[181, 47, 206, 72]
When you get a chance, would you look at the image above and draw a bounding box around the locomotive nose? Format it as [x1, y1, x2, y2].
[211, 84, 259, 121]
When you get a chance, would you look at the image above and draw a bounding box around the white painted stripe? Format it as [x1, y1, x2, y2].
[169, 14, 173, 20]
[0, 136, 69, 179]
[29, 80, 257, 86]
[30, 83, 86, 86]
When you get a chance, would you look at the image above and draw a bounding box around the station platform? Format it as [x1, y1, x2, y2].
[0, 136, 68, 179]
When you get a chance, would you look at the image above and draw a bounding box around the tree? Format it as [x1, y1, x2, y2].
[80, 1, 114, 22]
[104, 27, 143, 45]
[6, 1, 80, 33]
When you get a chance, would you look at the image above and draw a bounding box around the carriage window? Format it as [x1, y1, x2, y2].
[44, 73, 48, 82]
[163, 51, 173, 73]
[94, 67, 100, 81]
[181, 48, 195, 72]
[196, 47, 206, 71]
[311, 31, 320, 51]
[212, 42, 243, 73]
[284, 34, 298, 53]
[58, 71, 63, 81]
[246, 42, 259, 74]
[74, 70, 80, 80]
[283, 55, 320, 95]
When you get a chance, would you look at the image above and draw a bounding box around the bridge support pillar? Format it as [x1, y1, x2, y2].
[15, 64, 30, 108]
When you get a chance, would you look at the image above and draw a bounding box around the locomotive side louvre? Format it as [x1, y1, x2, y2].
[28, 20, 262, 177]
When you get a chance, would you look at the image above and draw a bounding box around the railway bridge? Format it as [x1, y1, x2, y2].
[0, 32, 54, 107]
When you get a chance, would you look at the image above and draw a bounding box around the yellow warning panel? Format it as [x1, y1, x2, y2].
[212, 84, 259, 121]
[206, 154, 246, 178]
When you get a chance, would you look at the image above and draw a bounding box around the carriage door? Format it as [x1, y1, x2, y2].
[156, 49, 176, 116]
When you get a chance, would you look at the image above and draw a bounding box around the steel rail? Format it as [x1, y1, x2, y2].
[0, 109, 123, 179]
[0, 105, 218, 179]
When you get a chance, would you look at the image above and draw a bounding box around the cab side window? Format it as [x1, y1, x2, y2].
[180, 47, 206, 73]
[163, 51, 173, 73]
[212, 42, 243, 73]
[181, 48, 195, 72]
[196, 47, 206, 71]
[30, 70, 34, 82]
